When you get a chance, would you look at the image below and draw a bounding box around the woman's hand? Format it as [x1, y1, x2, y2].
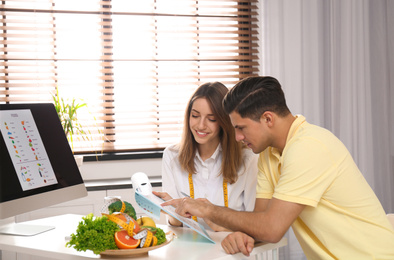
[152, 191, 183, 227]
[204, 218, 231, 232]
[152, 191, 173, 201]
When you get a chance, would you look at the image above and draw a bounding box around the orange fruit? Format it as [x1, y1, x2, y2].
[106, 213, 141, 235]
[114, 230, 140, 249]
[116, 214, 128, 223]
[129, 217, 141, 234]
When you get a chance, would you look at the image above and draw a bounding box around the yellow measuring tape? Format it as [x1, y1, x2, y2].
[188, 173, 228, 222]
[102, 213, 129, 231]
[120, 200, 126, 213]
[141, 230, 153, 248]
[103, 213, 158, 248]
[101, 200, 159, 248]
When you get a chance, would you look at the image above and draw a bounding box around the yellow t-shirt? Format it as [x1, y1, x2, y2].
[257, 115, 394, 259]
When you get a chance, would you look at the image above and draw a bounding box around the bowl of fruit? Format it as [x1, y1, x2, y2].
[66, 199, 173, 257]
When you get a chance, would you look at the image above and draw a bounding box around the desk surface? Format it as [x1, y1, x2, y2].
[0, 214, 287, 260]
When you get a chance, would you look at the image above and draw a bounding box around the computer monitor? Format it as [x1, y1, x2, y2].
[0, 103, 88, 236]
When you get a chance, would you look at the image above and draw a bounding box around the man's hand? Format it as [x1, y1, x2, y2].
[221, 232, 255, 257]
[161, 197, 214, 219]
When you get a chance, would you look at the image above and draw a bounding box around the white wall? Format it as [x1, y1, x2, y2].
[79, 157, 162, 181]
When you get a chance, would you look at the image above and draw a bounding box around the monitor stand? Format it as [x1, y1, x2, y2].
[0, 223, 55, 236]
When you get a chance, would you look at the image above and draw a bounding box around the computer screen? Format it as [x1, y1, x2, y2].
[0, 103, 87, 235]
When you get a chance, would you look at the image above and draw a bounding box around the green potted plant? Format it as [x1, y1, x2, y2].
[52, 87, 89, 166]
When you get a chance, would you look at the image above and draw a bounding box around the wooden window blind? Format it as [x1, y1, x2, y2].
[0, 0, 260, 153]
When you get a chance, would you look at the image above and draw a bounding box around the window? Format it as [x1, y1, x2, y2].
[0, 0, 260, 153]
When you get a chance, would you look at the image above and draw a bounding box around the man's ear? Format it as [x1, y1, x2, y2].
[261, 112, 274, 124]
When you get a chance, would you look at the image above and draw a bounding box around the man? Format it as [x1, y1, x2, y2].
[162, 76, 394, 259]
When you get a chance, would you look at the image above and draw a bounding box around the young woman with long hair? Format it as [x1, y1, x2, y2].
[154, 82, 258, 231]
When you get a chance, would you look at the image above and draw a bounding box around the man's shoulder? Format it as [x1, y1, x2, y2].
[295, 120, 338, 142]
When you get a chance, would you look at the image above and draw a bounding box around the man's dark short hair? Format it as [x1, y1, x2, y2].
[223, 76, 290, 121]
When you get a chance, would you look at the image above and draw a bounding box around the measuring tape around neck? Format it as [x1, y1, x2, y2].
[188, 172, 228, 222]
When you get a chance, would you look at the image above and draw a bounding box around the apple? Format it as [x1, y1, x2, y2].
[137, 216, 156, 227]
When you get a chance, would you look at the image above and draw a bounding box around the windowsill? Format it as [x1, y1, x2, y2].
[84, 176, 162, 191]
[81, 150, 163, 162]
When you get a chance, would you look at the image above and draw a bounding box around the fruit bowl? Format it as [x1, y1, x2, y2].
[100, 231, 174, 257]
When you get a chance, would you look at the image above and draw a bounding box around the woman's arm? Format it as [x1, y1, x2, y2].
[160, 146, 183, 227]
[241, 151, 259, 211]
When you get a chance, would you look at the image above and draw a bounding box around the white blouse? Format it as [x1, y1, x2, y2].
[161, 143, 258, 230]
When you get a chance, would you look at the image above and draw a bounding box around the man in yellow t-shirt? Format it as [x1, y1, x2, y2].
[257, 114, 394, 258]
[162, 76, 394, 259]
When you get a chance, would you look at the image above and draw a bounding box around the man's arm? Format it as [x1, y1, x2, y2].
[205, 198, 268, 232]
[163, 197, 305, 243]
[254, 198, 270, 212]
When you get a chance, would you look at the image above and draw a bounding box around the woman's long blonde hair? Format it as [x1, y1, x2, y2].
[178, 82, 243, 184]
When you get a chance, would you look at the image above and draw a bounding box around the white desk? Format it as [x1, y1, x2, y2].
[0, 214, 287, 260]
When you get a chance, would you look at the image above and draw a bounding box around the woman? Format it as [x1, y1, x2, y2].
[154, 82, 258, 231]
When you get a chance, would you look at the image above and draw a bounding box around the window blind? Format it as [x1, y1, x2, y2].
[0, 0, 260, 153]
